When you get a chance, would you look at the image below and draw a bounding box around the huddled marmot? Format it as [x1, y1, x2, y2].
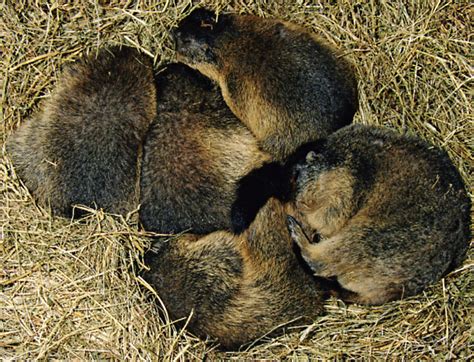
[286, 124, 471, 305]
[8, 11, 470, 351]
[139, 63, 271, 234]
[7, 47, 155, 216]
[172, 8, 358, 161]
[143, 198, 325, 349]
[8, 48, 271, 234]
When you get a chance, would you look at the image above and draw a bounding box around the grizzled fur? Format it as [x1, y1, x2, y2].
[143, 198, 325, 349]
[7, 47, 156, 216]
[173, 8, 358, 161]
[287, 124, 471, 305]
[139, 63, 270, 234]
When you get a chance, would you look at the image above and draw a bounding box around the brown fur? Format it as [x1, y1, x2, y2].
[139, 63, 270, 234]
[143, 198, 325, 349]
[173, 9, 358, 161]
[287, 124, 471, 305]
[7, 47, 156, 216]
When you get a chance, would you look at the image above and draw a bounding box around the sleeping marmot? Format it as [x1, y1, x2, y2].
[7, 46, 155, 216]
[173, 8, 358, 161]
[286, 124, 471, 305]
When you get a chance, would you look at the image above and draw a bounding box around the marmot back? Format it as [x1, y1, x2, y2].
[139, 63, 270, 234]
[143, 198, 325, 349]
[287, 124, 471, 305]
[173, 8, 358, 161]
[7, 47, 156, 216]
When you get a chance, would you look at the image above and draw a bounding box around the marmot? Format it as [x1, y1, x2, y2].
[139, 63, 272, 234]
[172, 8, 358, 161]
[7, 46, 156, 216]
[286, 124, 471, 305]
[143, 198, 325, 349]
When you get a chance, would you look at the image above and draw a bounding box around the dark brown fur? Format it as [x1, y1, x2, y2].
[143, 198, 325, 349]
[287, 124, 471, 305]
[173, 9, 358, 161]
[7, 47, 156, 216]
[139, 63, 270, 234]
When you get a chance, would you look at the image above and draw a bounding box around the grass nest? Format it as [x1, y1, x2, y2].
[1, 0, 472, 359]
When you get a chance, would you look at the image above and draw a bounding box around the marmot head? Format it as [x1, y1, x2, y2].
[172, 8, 232, 80]
[289, 140, 360, 238]
[172, 8, 307, 82]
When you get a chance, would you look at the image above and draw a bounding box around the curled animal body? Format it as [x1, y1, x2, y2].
[173, 8, 358, 162]
[286, 124, 471, 305]
[139, 63, 271, 234]
[8, 46, 156, 216]
[143, 198, 325, 349]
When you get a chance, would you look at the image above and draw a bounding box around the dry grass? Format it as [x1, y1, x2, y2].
[1, 0, 473, 359]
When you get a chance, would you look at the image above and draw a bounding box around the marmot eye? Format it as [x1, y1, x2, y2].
[311, 232, 321, 244]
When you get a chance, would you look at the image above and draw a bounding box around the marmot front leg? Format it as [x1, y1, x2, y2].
[287, 215, 327, 275]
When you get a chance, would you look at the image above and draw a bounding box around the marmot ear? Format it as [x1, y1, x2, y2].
[306, 151, 317, 162]
[275, 22, 290, 39]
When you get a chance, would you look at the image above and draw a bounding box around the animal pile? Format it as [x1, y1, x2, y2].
[8, 9, 471, 349]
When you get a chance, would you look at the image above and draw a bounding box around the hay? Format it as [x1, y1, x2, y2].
[1, 0, 472, 359]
